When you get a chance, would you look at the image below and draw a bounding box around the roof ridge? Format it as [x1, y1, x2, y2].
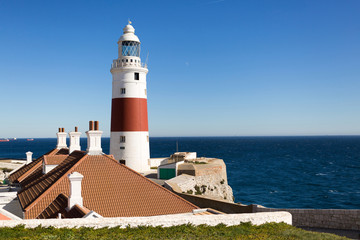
[23, 153, 89, 212]
[8, 148, 59, 183]
[18, 152, 83, 193]
[17, 161, 43, 183]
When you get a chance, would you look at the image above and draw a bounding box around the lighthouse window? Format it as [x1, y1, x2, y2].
[121, 88, 126, 94]
[120, 146, 125, 150]
[134, 72, 139, 80]
[120, 136, 126, 143]
[122, 41, 140, 57]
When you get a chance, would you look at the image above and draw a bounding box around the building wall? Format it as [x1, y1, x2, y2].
[110, 131, 149, 172]
[256, 206, 360, 230]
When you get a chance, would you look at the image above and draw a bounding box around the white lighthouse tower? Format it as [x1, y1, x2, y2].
[110, 22, 150, 172]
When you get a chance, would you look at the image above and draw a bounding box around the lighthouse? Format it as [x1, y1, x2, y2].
[110, 22, 150, 172]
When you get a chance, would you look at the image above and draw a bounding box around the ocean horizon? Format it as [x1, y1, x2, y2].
[1, 136, 359, 209]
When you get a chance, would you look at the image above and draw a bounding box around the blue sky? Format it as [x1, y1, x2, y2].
[1, 0, 359, 137]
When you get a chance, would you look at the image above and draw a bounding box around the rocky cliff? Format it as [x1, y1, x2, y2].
[164, 158, 234, 203]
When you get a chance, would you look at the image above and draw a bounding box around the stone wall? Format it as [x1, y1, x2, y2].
[256, 206, 360, 230]
[0, 212, 292, 229]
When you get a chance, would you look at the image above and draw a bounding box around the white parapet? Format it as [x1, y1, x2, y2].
[0, 212, 292, 228]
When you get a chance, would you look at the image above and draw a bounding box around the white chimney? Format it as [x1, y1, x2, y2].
[26, 151, 33, 164]
[69, 126, 81, 154]
[86, 121, 103, 155]
[68, 171, 84, 209]
[56, 128, 67, 149]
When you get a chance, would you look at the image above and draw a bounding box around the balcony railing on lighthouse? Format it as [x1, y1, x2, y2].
[111, 59, 147, 69]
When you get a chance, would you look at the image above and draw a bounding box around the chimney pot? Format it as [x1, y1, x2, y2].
[26, 151, 33, 164]
[89, 121, 94, 131]
[75, 126, 78, 132]
[58, 128, 61, 133]
[62, 128, 65, 132]
[94, 121, 99, 131]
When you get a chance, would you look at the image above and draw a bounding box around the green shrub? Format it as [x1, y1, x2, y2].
[0, 223, 348, 240]
[194, 185, 202, 195]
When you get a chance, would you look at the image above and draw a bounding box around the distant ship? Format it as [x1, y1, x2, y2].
[0, 138, 9, 142]
[27, 139, 34, 141]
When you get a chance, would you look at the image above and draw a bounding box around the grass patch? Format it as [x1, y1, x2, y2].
[0, 168, 13, 173]
[0, 222, 349, 240]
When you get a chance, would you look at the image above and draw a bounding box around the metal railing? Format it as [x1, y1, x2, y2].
[111, 59, 147, 69]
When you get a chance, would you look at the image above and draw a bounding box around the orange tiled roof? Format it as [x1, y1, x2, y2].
[18, 151, 86, 213]
[66, 204, 91, 218]
[37, 193, 68, 219]
[20, 150, 69, 188]
[8, 148, 59, 183]
[44, 155, 68, 165]
[18, 151, 198, 219]
[19, 165, 44, 189]
[0, 213, 11, 220]
[9, 148, 69, 189]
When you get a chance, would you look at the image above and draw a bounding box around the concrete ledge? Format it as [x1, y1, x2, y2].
[0, 212, 292, 228]
[256, 206, 360, 231]
[176, 192, 256, 214]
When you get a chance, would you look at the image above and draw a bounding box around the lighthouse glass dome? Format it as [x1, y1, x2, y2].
[122, 41, 140, 57]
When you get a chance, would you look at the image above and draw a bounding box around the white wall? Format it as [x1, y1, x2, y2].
[0, 212, 292, 228]
[110, 131, 150, 172]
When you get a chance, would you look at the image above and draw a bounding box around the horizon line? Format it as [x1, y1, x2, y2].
[5, 134, 360, 139]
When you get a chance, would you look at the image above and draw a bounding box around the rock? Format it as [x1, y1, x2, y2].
[165, 173, 234, 203]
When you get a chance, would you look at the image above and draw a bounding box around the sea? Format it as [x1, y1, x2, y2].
[1, 136, 359, 209]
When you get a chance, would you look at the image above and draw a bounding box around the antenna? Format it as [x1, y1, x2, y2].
[176, 140, 179, 152]
[145, 51, 149, 67]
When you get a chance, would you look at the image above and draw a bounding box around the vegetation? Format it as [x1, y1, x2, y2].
[0, 223, 348, 240]
[0, 168, 12, 173]
[194, 185, 202, 195]
[186, 161, 207, 164]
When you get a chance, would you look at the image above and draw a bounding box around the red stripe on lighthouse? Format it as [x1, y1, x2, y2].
[111, 98, 148, 131]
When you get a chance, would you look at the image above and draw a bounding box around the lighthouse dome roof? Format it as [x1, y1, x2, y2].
[118, 24, 140, 43]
